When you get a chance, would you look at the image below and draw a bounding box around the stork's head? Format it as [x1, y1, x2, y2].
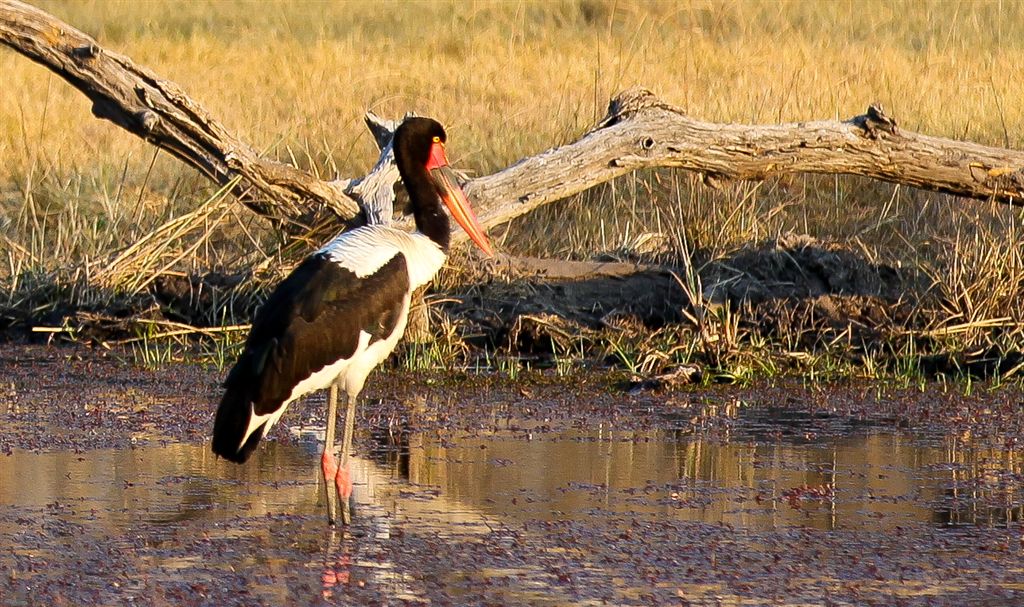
[393, 117, 493, 257]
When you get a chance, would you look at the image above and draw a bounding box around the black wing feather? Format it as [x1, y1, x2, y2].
[212, 252, 410, 463]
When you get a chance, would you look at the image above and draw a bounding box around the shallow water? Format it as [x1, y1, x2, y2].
[3, 403, 1023, 605]
[3, 411, 1019, 533]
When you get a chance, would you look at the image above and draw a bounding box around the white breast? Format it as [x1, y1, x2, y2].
[318, 225, 447, 290]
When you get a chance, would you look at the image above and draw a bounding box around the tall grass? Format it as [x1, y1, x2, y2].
[2, 0, 1024, 375]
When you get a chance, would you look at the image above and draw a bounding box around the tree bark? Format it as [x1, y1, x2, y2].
[3, 0, 1023, 252]
[457, 89, 1024, 246]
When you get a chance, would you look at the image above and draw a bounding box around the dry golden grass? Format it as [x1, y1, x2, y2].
[5, 1, 1023, 183]
[2, 0, 1024, 373]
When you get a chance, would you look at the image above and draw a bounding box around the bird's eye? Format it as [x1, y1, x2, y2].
[432, 136, 441, 143]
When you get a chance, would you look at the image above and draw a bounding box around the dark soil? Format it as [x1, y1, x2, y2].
[3, 343, 1021, 457]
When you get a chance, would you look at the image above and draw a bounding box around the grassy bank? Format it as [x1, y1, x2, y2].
[2, 1, 1024, 381]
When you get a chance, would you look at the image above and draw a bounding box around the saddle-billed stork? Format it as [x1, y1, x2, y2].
[211, 117, 492, 524]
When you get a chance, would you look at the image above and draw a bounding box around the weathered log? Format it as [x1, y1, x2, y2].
[458, 89, 1024, 246]
[3, 0, 1024, 253]
[486, 255, 657, 282]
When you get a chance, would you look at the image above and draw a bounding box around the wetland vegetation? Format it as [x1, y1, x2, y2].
[2, 0, 1024, 383]
[2, 2, 1024, 605]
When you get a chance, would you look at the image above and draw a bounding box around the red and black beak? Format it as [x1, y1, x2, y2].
[425, 141, 494, 257]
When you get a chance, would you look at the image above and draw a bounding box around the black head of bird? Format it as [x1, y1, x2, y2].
[393, 117, 494, 257]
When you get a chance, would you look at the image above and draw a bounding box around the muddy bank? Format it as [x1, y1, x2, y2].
[444, 233, 999, 376]
[6, 232, 1021, 385]
[3, 343, 1023, 455]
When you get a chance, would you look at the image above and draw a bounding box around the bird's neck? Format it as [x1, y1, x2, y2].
[404, 174, 451, 251]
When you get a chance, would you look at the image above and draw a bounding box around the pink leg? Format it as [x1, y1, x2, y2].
[321, 449, 339, 525]
[336, 465, 353, 526]
[322, 383, 341, 525]
[336, 389, 357, 525]
[335, 465, 353, 500]
[321, 451, 339, 483]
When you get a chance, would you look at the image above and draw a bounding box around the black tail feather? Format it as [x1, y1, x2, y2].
[212, 387, 261, 464]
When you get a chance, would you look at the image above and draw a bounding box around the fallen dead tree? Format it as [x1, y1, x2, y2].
[3, 0, 1023, 246]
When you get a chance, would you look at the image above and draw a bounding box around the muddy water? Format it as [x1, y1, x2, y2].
[1, 347, 1023, 605]
[3, 414, 1023, 605]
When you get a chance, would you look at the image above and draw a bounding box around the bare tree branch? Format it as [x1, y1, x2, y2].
[456, 88, 1024, 245]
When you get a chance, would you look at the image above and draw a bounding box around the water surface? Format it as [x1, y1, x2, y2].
[3, 403, 1022, 605]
